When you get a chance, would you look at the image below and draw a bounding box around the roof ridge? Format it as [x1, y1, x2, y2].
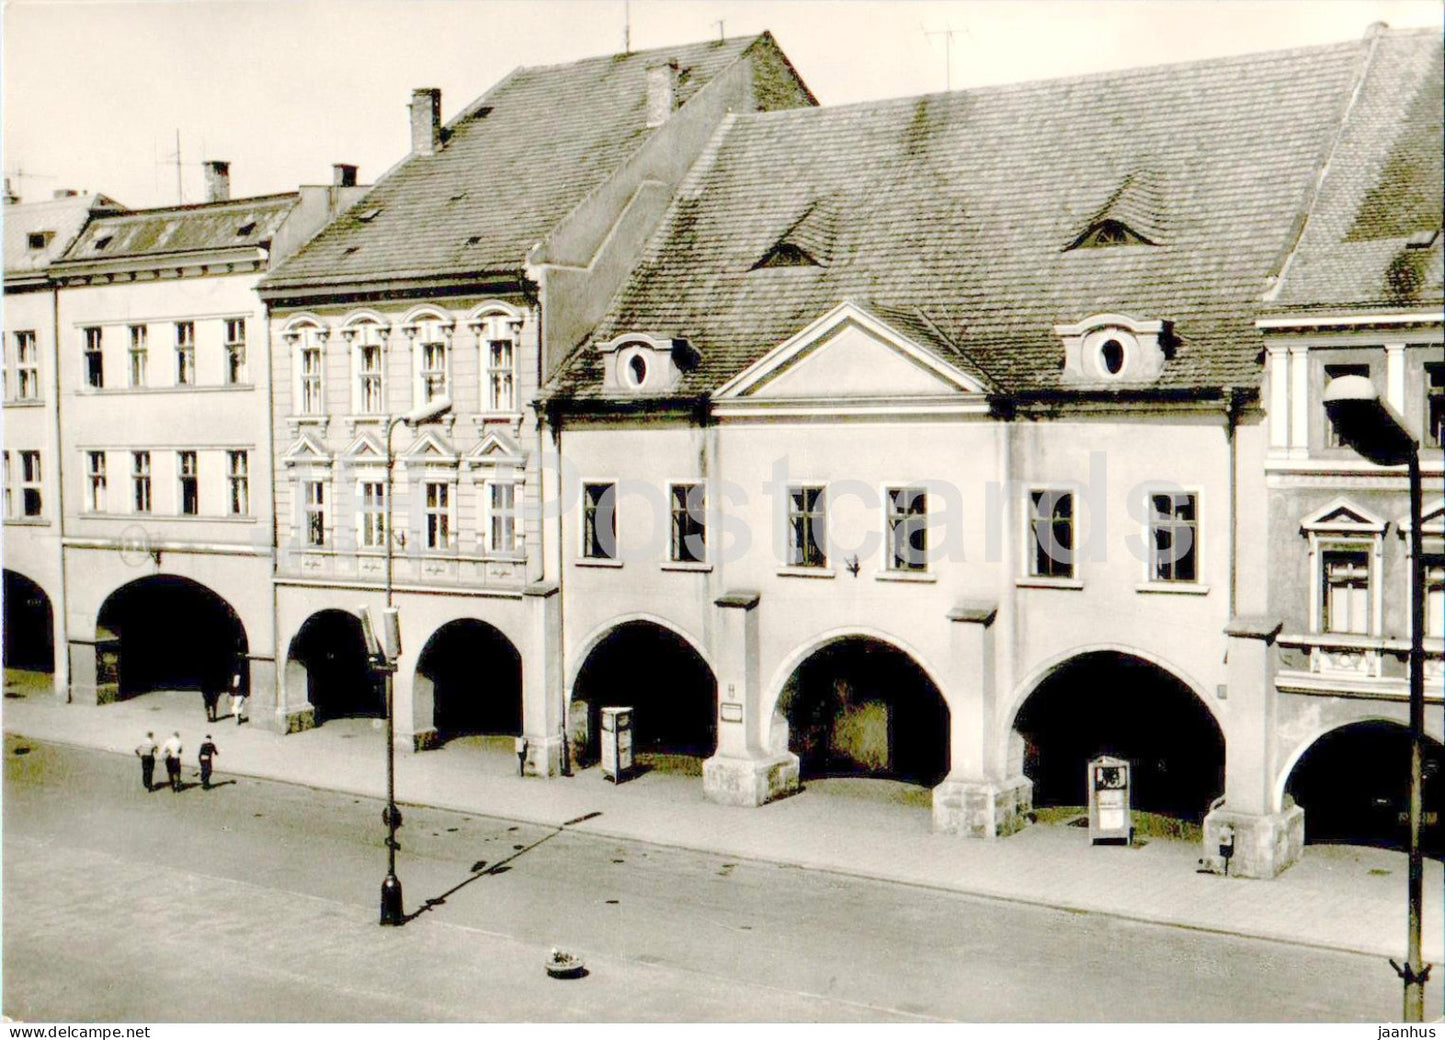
[511, 33, 764, 77]
[91, 192, 299, 220]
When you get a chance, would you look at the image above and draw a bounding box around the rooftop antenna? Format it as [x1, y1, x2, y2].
[623, 0, 630, 54]
[157, 129, 185, 204]
[2, 165, 57, 196]
[714, 19, 725, 42]
[923, 25, 966, 92]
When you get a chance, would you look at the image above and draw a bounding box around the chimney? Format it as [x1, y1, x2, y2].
[52, 188, 79, 199]
[332, 163, 358, 188]
[410, 89, 442, 156]
[645, 61, 679, 128]
[2, 178, 17, 205]
[203, 160, 231, 202]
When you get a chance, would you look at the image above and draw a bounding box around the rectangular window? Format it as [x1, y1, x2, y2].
[886, 486, 927, 572]
[19, 451, 41, 517]
[86, 451, 107, 512]
[357, 481, 386, 549]
[787, 486, 827, 568]
[224, 318, 247, 384]
[1324, 364, 1370, 447]
[488, 481, 519, 555]
[300, 343, 323, 414]
[175, 322, 195, 386]
[177, 451, 199, 515]
[83, 327, 104, 388]
[424, 481, 451, 550]
[487, 337, 516, 412]
[14, 331, 38, 400]
[420, 340, 448, 403]
[1427, 363, 1444, 450]
[1029, 490, 1075, 579]
[1149, 491, 1198, 583]
[304, 480, 326, 547]
[1322, 549, 1370, 635]
[128, 325, 148, 388]
[227, 451, 249, 515]
[359, 343, 384, 413]
[132, 452, 152, 512]
[582, 482, 616, 560]
[670, 483, 706, 563]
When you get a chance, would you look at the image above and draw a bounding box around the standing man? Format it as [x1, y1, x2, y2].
[135, 731, 158, 791]
[202, 685, 221, 723]
[198, 734, 219, 790]
[229, 668, 247, 725]
[161, 731, 183, 792]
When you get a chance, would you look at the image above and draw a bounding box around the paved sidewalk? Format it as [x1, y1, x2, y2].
[4, 675, 1441, 965]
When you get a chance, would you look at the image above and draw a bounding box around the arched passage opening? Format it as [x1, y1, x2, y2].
[777, 636, 949, 787]
[415, 619, 522, 743]
[1012, 651, 1223, 823]
[572, 621, 716, 766]
[95, 575, 247, 700]
[1285, 721, 1443, 858]
[285, 610, 381, 723]
[3, 570, 54, 674]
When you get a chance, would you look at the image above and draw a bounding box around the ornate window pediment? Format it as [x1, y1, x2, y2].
[340, 430, 386, 467]
[465, 430, 526, 472]
[282, 431, 332, 469]
[1300, 497, 1389, 535]
[399, 428, 458, 468]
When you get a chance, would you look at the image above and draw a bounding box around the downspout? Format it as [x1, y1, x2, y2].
[50, 283, 71, 700]
[264, 291, 281, 726]
[1225, 388, 1240, 619]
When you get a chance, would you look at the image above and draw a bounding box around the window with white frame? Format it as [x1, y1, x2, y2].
[175, 322, 195, 386]
[86, 451, 107, 512]
[357, 480, 386, 549]
[582, 482, 616, 560]
[1028, 490, 1075, 579]
[480, 314, 518, 413]
[670, 483, 706, 564]
[411, 319, 451, 405]
[486, 480, 520, 555]
[787, 485, 827, 568]
[83, 327, 104, 388]
[303, 480, 327, 547]
[18, 451, 41, 517]
[224, 318, 247, 384]
[297, 331, 324, 414]
[886, 486, 927, 572]
[352, 323, 386, 414]
[1147, 491, 1198, 583]
[14, 331, 38, 400]
[423, 480, 453, 550]
[227, 451, 249, 515]
[1301, 499, 1387, 640]
[132, 452, 151, 513]
[1427, 363, 1444, 450]
[1322, 549, 1370, 635]
[128, 325, 148, 388]
[178, 451, 199, 515]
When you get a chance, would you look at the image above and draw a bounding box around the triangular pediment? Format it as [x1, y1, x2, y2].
[1398, 498, 1445, 535]
[400, 428, 458, 464]
[466, 430, 525, 468]
[1300, 497, 1388, 534]
[341, 430, 386, 462]
[282, 431, 332, 467]
[716, 301, 986, 401]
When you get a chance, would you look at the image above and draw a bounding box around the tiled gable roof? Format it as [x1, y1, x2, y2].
[558, 32, 1402, 399]
[4, 194, 126, 278]
[60, 194, 298, 263]
[262, 34, 788, 292]
[1268, 29, 1442, 313]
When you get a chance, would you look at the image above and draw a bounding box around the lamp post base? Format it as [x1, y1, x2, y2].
[380, 873, 404, 926]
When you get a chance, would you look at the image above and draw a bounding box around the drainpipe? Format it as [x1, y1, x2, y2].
[50, 283, 71, 700]
[1224, 388, 1240, 619]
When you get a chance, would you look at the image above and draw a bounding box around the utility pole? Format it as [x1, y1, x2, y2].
[715, 19, 725, 42]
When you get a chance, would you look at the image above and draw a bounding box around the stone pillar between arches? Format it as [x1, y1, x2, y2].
[521, 581, 564, 777]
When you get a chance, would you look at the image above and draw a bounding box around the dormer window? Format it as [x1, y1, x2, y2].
[1067, 170, 1167, 251]
[754, 243, 818, 269]
[1069, 220, 1154, 249]
[235, 221, 257, 237]
[93, 235, 112, 251]
[596, 332, 694, 393]
[752, 197, 837, 271]
[27, 231, 53, 251]
[626, 354, 648, 387]
[1054, 313, 1171, 385]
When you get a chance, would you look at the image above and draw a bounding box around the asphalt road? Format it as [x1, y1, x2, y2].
[2, 735, 1422, 1022]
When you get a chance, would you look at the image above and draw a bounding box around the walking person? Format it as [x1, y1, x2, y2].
[198, 734, 219, 790]
[202, 685, 221, 723]
[229, 669, 247, 725]
[161, 731, 183, 792]
[135, 731, 158, 791]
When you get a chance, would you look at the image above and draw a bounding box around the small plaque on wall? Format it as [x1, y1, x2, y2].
[719, 703, 743, 724]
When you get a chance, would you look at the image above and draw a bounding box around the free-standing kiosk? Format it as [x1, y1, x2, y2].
[1088, 755, 1132, 845]
[601, 706, 635, 783]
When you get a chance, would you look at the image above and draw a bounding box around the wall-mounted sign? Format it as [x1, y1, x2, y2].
[720, 703, 743, 723]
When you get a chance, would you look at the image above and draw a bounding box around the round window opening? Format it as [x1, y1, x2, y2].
[1099, 338, 1126, 376]
[626, 354, 649, 387]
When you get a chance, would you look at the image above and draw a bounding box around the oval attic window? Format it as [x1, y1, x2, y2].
[1099, 338, 1125, 376]
[627, 353, 648, 388]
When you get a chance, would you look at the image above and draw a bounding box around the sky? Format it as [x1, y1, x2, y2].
[3, 0, 1441, 209]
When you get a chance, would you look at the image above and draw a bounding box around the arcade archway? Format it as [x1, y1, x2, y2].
[777, 636, 949, 787]
[95, 575, 247, 700]
[415, 619, 522, 742]
[3, 570, 54, 674]
[1011, 651, 1223, 823]
[285, 610, 381, 723]
[1285, 721, 1443, 858]
[571, 621, 716, 764]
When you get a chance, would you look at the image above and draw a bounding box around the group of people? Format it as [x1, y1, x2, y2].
[134, 730, 221, 792]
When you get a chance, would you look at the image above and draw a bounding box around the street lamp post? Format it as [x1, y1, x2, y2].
[377, 395, 453, 927]
[1323, 375, 1431, 1021]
